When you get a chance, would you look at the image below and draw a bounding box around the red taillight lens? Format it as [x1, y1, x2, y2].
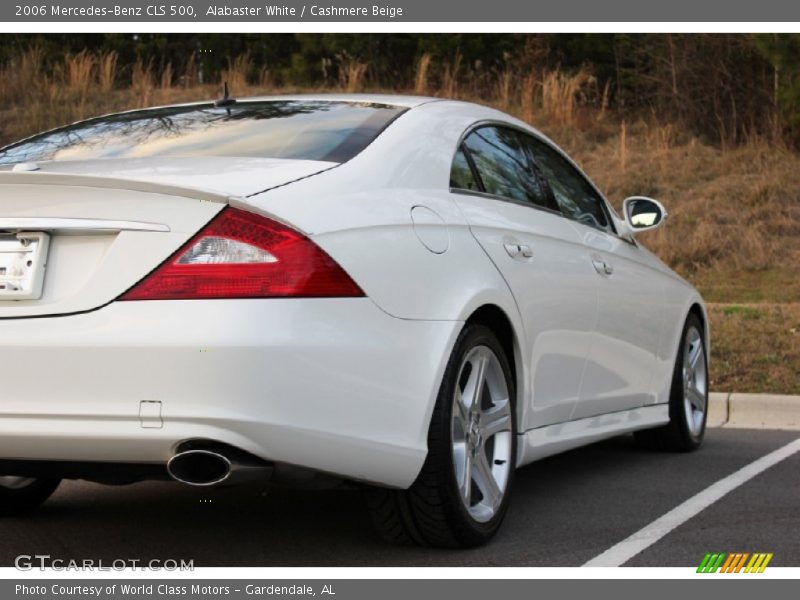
[120, 207, 364, 300]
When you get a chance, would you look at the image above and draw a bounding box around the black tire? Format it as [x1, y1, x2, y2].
[366, 324, 517, 548]
[634, 313, 708, 452]
[0, 477, 61, 516]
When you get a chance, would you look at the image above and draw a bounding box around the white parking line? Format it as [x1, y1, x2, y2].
[583, 437, 800, 567]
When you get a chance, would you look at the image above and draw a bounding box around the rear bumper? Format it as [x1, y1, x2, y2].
[0, 299, 460, 488]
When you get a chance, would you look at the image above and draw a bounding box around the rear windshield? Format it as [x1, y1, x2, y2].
[0, 100, 406, 166]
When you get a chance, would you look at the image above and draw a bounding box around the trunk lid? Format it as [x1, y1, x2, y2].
[0, 157, 330, 318]
[1, 156, 335, 197]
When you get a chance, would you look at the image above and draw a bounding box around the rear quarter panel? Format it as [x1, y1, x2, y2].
[244, 101, 523, 324]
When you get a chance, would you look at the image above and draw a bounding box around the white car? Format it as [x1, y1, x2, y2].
[0, 94, 708, 547]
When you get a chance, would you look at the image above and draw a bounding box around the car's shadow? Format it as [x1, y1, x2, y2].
[0, 433, 734, 567]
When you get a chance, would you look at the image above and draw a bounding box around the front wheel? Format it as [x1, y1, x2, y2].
[635, 313, 708, 452]
[366, 324, 516, 547]
[0, 477, 61, 516]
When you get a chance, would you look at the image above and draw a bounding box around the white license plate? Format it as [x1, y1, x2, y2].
[0, 232, 50, 300]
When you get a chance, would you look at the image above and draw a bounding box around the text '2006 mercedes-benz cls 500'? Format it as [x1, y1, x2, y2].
[0, 94, 709, 547]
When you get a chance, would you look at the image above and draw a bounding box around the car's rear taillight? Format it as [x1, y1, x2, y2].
[120, 207, 364, 300]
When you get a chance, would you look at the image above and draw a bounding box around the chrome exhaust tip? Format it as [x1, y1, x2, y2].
[167, 450, 232, 486]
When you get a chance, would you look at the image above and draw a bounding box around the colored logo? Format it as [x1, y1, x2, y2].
[697, 553, 773, 573]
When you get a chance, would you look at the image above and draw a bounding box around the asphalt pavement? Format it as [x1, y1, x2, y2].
[1, 428, 797, 567]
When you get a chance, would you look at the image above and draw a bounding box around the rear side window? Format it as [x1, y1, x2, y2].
[457, 126, 552, 211]
[0, 100, 406, 166]
[525, 137, 614, 233]
[450, 148, 481, 191]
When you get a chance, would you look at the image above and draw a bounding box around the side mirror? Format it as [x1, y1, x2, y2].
[622, 196, 667, 234]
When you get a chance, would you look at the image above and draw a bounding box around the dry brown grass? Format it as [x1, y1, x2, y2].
[440, 52, 462, 98]
[563, 120, 800, 291]
[540, 69, 591, 126]
[63, 51, 95, 92]
[0, 51, 275, 138]
[97, 51, 118, 93]
[495, 68, 513, 111]
[1, 47, 46, 100]
[0, 52, 798, 393]
[220, 53, 252, 93]
[336, 53, 368, 93]
[414, 53, 432, 95]
[519, 72, 537, 124]
[131, 58, 155, 106]
[708, 303, 800, 394]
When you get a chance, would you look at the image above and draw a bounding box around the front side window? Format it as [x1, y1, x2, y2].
[0, 100, 405, 166]
[456, 126, 551, 210]
[524, 137, 614, 233]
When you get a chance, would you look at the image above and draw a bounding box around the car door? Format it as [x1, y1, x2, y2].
[524, 135, 666, 419]
[449, 125, 599, 430]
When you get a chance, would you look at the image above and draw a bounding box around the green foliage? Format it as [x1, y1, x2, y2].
[723, 305, 763, 320]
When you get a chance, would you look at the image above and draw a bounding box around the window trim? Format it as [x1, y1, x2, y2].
[449, 185, 567, 219]
[449, 119, 635, 245]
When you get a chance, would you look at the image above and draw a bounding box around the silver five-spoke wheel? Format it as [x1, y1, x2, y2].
[366, 324, 515, 547]
[451, 345, 512, 523]
[682, 325, 707, 438]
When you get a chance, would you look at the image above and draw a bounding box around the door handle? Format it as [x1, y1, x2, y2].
[592, 258, 614, 275]
[504, 243, 533, 260]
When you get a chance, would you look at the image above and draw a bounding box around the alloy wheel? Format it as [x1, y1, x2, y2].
[451, 345, 513, 523]
[682, 325, 707, 438]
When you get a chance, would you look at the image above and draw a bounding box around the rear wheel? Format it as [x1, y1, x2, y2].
[0, 477, 61, 516]
[634, 313, 708, 452]
[366, 324, 516, 547]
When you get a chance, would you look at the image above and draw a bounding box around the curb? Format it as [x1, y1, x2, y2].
[708, 392, 800, 430]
